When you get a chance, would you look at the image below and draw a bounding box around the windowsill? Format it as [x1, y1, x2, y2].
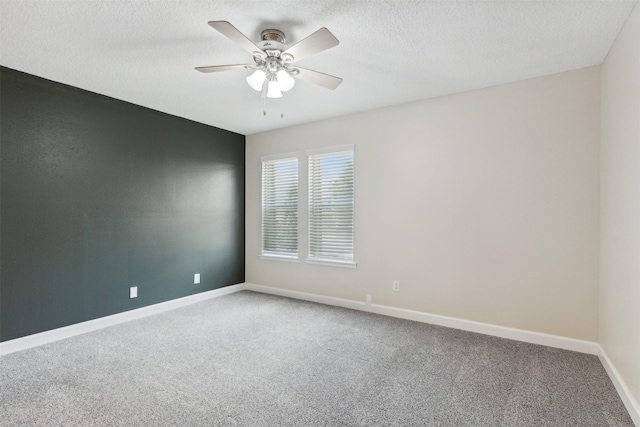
[305, 258, 357, 269]
[259, 254, 301, 263]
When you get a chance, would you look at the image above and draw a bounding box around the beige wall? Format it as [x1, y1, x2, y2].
[600, 2, 640, 413]
[247, 66, 601, 341]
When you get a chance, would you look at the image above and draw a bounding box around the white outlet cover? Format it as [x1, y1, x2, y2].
[194, 273, 200, 284]
[130, 286, 138, 298]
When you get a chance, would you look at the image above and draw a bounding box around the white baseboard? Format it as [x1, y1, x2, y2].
[1, 282, 600, 357]
[0, 283, 247, 356]
[244, 283, 600, 355]
[246, 283, 368, 311]
[599, 346, 640, 426]
[367, 303, 601, 355]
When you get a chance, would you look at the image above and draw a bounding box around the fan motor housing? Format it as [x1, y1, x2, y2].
[259, 29, 286, 53]
[261, 29, 285, 43]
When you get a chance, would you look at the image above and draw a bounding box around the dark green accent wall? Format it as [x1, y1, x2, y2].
[0, 67, 245, 341]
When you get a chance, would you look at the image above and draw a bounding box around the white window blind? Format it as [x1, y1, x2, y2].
[308, 147, 355, 265]
[262, 155, 298, 259]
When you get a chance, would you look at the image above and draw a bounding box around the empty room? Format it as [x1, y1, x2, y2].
[1, 1, 639, 426]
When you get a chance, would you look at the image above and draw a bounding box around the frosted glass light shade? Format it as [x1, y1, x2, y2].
[246, 69, 266, 91]
[276, 70, 295, 92]
[266, 80, 283, 98]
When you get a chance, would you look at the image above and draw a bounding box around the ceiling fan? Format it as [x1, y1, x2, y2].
[196, 21, 342, 99]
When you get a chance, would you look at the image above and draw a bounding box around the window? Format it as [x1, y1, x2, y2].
[307, 145, 356, 267]
[261, 153, 299, 261]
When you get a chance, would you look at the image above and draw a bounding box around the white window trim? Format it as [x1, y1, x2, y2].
[260, 152, 299, 260]
[260, 254, 301, 263]
[305, 144, 354, 157]
[260, 152, 300, 162]
[306, 144, 356, 268]
[305, 257, 357, 268]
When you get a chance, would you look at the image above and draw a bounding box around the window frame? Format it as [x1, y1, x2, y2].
[260, 152, 300, 263]
[305, 144, 357, 268]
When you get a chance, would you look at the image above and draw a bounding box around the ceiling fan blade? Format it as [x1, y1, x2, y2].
[208, 21, 264, 57]
[294, 67, 343, 90]
[195, 64, 253, 73]
[282, 28, 339, 63]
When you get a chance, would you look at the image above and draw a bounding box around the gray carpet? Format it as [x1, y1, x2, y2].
[0, 290, 633, 426]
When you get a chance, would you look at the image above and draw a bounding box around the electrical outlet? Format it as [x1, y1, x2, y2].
[366, 294, 372, 305]
[194, 273, 200, 284]
[392, 280, 400, 292]
[130, 286, 138, 298]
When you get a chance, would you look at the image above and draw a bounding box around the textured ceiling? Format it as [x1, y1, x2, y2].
[1, 1, 637, 135]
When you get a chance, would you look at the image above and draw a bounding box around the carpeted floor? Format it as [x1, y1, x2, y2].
[0, 290, 634, 426]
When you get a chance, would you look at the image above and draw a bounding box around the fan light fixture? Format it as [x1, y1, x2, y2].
[276, 70, 295, 92]
[247, 67, 295, 98]
[266, 76, 283, 98]
[243, 29, 298, 99]
[246, 69, 266, 91]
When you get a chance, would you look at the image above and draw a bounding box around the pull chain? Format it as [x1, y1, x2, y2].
[259, 82, 284, 118]
[262, 81, 267, 115]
